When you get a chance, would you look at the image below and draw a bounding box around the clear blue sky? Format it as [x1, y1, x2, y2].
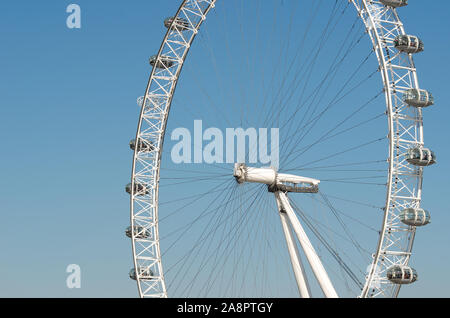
[0, 0, 449, 297]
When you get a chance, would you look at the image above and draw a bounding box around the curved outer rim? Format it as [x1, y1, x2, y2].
[130, 0, 216, 298]
[130, 0, 427, 298]
[355, 0, 424, 298]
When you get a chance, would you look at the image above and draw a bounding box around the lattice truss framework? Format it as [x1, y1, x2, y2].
[130, 0, 216, 298]
[352, 0, 424, 298]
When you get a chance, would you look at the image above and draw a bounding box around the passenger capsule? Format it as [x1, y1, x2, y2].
[149, 55, 175, 69]
[394, 35, 424, 54]
[405, 148, 436, 167]
[129, 139, 154, 153]
[129, 267, 155, 281]
[164, 17, 190, 31]
[125, 183, 150, 196]
[400, 208, 431, 227]
[387, 265, 418, 285]
[137, 96, 148, 108]
[403, 89, 434, 108]
[125, 226, 151, 239]
[137, 96, 165, 110]
[380, 0, 408, 8]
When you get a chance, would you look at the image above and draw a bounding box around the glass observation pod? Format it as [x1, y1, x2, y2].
[129, 138, 154, 153]
[400, 208, 431, 227]
[164, 17, 190, 31]
[380, 0, 408, 7]
[137, 95, 166, 110]
[405, 147, 436, 167]
[125, 226, 151, 239]
[394, 35, 424, 54]
[149, 55, 176, 69]
[387, 265, 418, 285]
[403, 89, 434, 108]
[129, 267, 155, 281]
[125, 183, 150, 196]
[137, 96, 150, 108]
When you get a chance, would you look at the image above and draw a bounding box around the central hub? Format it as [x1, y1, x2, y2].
[233, 163, 320, 193]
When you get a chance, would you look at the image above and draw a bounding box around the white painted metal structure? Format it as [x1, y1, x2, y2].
[128, 0, 433, 298]
[275, 197, 311, 298]
[275, 190, 338, 298]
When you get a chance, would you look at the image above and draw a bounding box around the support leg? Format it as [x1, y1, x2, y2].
[275, 194, 311, 297]
[277, 191, 338, 298]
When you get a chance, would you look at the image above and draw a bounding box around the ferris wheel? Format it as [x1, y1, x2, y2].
[126, 0, 436, 298]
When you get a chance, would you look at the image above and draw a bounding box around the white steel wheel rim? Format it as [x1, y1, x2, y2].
[128, 0, 430, 298]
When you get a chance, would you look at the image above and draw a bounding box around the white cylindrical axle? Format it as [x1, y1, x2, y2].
[246, 166, 277, 184]
[234, 163, 276, 184]
[278, 192, 338, 298]
[233, 163, 320, 187]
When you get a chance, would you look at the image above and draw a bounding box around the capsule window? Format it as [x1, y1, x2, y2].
[419, 91, 427, 102]
[417, 213, 425, 222]
[396, 36, 405, 46]
[410, 148, 420, 159]
[407, 210, 416, 219]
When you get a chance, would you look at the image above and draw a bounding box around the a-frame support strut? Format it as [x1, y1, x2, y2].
[275, 193, 311, 298]
[276, 191, 338, 298]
